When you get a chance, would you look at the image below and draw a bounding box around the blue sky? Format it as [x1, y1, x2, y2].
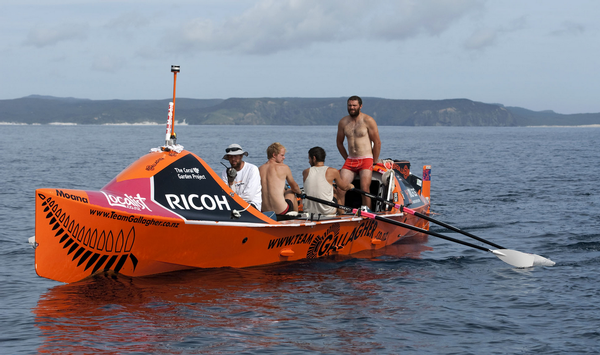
[2, 0, 599, 114]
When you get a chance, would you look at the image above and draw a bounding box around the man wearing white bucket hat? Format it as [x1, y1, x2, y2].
[221, 143, 262, 210]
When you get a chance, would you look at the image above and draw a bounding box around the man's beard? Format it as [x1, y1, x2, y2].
[348, 108, 360, 117]
[231, 160, 243, 170]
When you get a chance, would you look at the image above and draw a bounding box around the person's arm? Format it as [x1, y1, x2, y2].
[330, 168, 354, 191]
[336, 120, 348, 160]
[302, 168, 309, 182]
[286, 167, 302, 195]
[367, 117, 381, 163]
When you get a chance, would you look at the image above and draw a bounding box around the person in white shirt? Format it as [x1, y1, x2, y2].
[221, 143, 262, 210]
[302, 146, 354, 216]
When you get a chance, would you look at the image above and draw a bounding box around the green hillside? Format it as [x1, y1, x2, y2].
[1, 95, 599, 126]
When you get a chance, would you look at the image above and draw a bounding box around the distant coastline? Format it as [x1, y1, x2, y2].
[2, 96, 599, 126]
[527, 124, 600, 128]
[4, 123, 600, 128]
[0, 120, 188, 126]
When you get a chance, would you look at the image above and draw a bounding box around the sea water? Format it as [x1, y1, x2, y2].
[1, 125, 599, 354]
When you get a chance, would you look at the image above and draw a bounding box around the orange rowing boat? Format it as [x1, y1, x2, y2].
[31, 67, 432, 284]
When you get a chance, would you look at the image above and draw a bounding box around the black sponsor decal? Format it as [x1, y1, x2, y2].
[375, 230, 390, 242]
[267, 219, 381, 258]
[153, 154, 266, 223]
[89, 209, 179, 228]
[146, 157, 165, 171]
[56, 189, 89, 204]
[267, 232, 316, 250]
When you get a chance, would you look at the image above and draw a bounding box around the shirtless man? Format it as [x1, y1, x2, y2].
[336, 96, 381, 211]
[259, 142, 302, 215]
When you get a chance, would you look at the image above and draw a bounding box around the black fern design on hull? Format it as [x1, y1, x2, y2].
[39, 193, 138, 277]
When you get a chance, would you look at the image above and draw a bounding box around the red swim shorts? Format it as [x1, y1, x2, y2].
[342, 156, 374, 174]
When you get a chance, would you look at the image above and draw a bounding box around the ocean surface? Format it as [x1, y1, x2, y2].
[1, 124, 599, 354]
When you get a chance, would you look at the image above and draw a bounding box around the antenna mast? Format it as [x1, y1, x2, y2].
[165, 65, 180, 146]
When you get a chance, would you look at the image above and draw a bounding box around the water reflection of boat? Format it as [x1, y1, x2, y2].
[31, 67, 432, 284]
[34, 241, 431, 354]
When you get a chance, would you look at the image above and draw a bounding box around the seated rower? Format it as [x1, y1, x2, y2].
[302, 147, 354, 216]
[259, 142, 302, 216]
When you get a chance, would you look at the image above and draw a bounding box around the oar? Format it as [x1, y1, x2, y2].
[351, 188, 554, 267]
[352, 188, 505, 249]
[299, 194, 555, 268]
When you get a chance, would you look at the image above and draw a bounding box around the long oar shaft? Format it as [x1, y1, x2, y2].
[373, 214, 491, 252]
[303, 193, 557, 267]
[352, 188, 506, 250]
[403, 207, 505, 249]
[300, 194, 555, 267]
[300, 194, 491, 253]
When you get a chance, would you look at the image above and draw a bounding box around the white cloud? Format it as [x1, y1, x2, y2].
[549, 21, 585, 36]
[463, 15, 527, 51]
[369, 0, 483, 40]
[464, 28, 497, 50]
[105, 11, 151, 30]
[91, 54, 124, 73]
[24, 22, 89, 48]
[503, 15, 527, 33]
[165, 0, 483, 55]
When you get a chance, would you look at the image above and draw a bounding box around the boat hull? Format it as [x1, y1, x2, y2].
[34, 188, 429, 283]
[34, 149, 430, 284]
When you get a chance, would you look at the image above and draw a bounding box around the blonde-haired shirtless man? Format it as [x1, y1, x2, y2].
[259, 142, 302, 215]
[336, 96, 381, 211]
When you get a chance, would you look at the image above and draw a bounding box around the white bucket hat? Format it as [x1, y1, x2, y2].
[222, 143, 249, 159]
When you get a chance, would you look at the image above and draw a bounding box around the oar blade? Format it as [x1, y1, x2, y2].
[493, 249, 555, 268]
[532, 253, 556, 267]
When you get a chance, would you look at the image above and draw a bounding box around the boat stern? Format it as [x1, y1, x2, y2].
[34, 188, 101, 283]
[34, 188, 152, 283]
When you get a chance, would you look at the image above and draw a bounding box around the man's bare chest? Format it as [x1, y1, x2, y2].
[345, 121, 368, 138]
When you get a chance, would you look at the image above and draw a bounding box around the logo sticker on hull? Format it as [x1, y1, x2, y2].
[164, 194, 230, 211]
[152, 154, 267, 223]
[102, 192, 152, 212]
[267, 219, 381, 258]
[56, 190, 89, 203]
[173, 167, 206, 180]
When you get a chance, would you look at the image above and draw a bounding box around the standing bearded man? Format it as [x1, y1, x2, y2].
[336, 96, 381, 212]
